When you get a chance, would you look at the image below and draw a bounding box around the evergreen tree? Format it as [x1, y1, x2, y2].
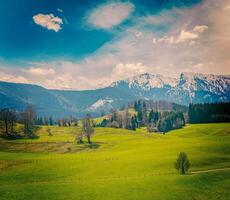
[134, 101, 138, 111]
[49, 117, 53, 126]
[130, 116, 137, 130]
[188, 102, 230, 123]
[110, 109, 118, 122]
[148, 109, 154, 123]
[137, 110, 143, 127]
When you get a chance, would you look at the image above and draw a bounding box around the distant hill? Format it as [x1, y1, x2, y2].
[0, 72, 229, 118]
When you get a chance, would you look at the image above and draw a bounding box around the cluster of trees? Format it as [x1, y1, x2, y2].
[132, 99, 187, 112]
[189, 102, 230, 123]
[35, 116, 78, 127]
[98, 100, 185, 133]
[99, 102, 160, 131]
[0, 106, 37, 139]
[99, 109, 135, 130]
[57, 117, 78, 127]
[133, 100, 185, 132]
[35, 117, 54, 126]
[157, 111, 185, 132]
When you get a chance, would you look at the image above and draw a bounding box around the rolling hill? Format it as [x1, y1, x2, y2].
[0, 123, 229, 200]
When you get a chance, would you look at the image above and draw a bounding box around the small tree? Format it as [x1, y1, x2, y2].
[49, 117, 53, 126]
[82, 114, 94, 143]
[175, 152, 190, 174]
[0, 108, 17, 137]
[47, 128, 52, 136]
[130, 116, 137, 131]
[21, 106, 36, 138]
[76, 131, 83, 144]
[123, 109, 131, 129]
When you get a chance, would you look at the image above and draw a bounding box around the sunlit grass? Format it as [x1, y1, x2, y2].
[0, 123, 229, 200]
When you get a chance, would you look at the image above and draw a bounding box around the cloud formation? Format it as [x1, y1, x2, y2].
[25, 67, 56, 76]
[87, 2, 135, 29]
[1, 0, 230, 90]
[112, 63, 147, 80]
[33, 14, 63, 32]
[152, 25, 208, 44]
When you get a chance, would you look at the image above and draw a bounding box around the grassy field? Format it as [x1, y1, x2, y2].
[0, 123, 230, 200]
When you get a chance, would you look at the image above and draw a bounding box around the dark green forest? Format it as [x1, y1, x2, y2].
[188, 102, 230, 123]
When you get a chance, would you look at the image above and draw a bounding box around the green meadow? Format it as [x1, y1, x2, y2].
[0, 123, 230, 200]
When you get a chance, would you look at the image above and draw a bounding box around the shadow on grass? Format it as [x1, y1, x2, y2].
[86, 142, 100, 149]
[0, 126, 40, 141]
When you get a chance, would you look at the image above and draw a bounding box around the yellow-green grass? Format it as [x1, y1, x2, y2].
[93, 108, 137, 125]
[0, 123, 230, 200]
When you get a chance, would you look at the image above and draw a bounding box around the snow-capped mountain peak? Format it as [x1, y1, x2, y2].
[0, 72, 229, 117]
[111, 73, 178, 90]
[88, 97, 113, 111]
[110, 72, 230, 104]
[179, 72, 230, 94]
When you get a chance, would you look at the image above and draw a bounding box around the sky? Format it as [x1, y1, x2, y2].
[0, 0, 230, 90]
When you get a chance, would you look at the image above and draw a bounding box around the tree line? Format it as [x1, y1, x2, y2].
[188, 102, 230, 123]
[35, 116, 78, 127]
[98, 100, 185, 133]
[0, 106, 37, 139]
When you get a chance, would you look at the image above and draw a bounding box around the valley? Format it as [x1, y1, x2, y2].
[0, 72, 229, 118]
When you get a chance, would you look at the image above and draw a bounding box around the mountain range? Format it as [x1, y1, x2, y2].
[0, 72, 229, 118]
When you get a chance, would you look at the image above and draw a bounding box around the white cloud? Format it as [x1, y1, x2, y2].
[33, 14, 63, 32]
[193, 25, 208, 33]
[177, 30, 199, 43]
[25, 67, 56, 76]
[224, 5, 230, 10]
[87, 2, 135, 29]
[112, 63, 147, 80]
[0, 71, 28, 84]
[57, 8, 64, 13]
[152, 25, 208, 44]
[2, 0, 229, 90]
[194, 63, 205, 69]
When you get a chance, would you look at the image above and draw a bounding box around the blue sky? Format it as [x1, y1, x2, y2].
[0, 0, 229, 89]
[0, 0, 200, 61]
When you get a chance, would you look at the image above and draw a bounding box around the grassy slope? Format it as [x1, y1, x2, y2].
[0, 123, 230, 200]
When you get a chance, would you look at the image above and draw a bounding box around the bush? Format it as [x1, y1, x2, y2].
[147, 124, 157, 133]
[107, 121, 120, 128]
[98, 119, 109, 127]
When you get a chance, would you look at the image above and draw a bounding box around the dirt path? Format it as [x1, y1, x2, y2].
[190, 167, 230, 174]
[2, 167, 230, 186]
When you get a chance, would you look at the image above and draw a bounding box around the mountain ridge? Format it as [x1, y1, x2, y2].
[0, 72, 229, 118]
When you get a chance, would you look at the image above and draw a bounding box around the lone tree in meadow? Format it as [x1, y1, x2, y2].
[175, 152, 190, 174]
[82, 114, 94, 144]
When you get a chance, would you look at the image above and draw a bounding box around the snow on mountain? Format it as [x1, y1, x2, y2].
[112, 72, 230, 94]
[177, 72, 230, 97]
[111, 73, 178, 90]
[167, 72, 230, 103]
[88, 98, 113, 111]
[111, 72, 230, 104]
[0, 72, 229, 117]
